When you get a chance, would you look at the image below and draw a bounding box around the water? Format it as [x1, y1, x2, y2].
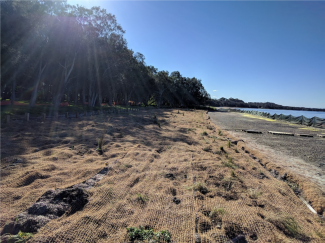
[238, 108, 325, 119]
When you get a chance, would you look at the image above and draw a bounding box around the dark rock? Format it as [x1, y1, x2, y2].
[227, 235, 248, 243]
[230, 139, 244, 145]
[249, 233, 258, 241]
[164, 173, 175, 180]
[252, 200, 265, 208]
[241, 146, 245, 151]
[14, 158, 24, 163]
[258, 173, 268, 179]
[279, 173, 287, 180]
[269, 169, 279, 178]
[249, 154, 256, 159]
[173, 197, 181, 204]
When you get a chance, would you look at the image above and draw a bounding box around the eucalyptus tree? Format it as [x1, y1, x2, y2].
[154, 71, 171, 107]
[1, 1, 35, 104]
[50, 16, 81, 108]
[71, 5, 126, 107]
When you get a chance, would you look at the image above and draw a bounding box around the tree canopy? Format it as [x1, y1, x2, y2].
[1, 1, 210, 109]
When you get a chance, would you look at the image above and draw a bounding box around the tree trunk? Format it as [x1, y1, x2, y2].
[29, 84, 39, 107]
[124, 93, 128, 106]
[98, 94, 102, 108]
[55, 52, 77, 108]
[30, 61, 46, 107]
[82, 88, 85, 104]
[53, 93, 62, 109]
[10, 71, 17, 105]
[0, 85, 6, 100]
[108, 96, 113, 106]
[67, 92, 70, 102]
[74, 90, 78, 104]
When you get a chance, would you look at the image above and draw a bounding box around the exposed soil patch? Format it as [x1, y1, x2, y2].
[224, 223, 245, 239]
[1, 187, 89, 235]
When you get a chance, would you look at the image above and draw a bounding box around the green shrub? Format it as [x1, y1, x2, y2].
[126, 226, 171, 242]
[5, 231, 33, 243]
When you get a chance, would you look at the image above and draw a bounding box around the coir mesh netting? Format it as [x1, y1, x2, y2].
[0, 109, 324, 242]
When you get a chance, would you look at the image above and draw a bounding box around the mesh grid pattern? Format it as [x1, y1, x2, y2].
[1, 109, 324, 242]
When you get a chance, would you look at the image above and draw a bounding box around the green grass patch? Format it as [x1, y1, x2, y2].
[266, 214, 302, 238]
[209, 207, 226, 218]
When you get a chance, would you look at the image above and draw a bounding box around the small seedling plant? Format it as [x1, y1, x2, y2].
[153, 114, 161, 127]
[227, 140, 231, 148]
[136, 193, 148, 203]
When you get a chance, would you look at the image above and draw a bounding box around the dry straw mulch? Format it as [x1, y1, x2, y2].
[1, 109, 324, 242]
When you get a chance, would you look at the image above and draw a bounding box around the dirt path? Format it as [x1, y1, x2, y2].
[209, 111, 325, 189]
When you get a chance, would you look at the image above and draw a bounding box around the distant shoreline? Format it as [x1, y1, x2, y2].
[209, 98, 325, 112]
[218, 106, 325, 112]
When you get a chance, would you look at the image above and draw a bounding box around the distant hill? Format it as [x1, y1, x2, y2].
[208, 97, 325, 112]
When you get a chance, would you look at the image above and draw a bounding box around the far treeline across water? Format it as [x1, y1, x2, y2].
[209, 98, 325, 112]
[1, 1, 210, 109]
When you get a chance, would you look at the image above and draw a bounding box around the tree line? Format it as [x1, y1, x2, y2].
[1, 1, 210, 109]
[209, 98, 325, 111]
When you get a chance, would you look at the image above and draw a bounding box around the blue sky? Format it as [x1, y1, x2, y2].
[68, 1, 325, 108]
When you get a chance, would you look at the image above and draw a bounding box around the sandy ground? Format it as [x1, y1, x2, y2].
[209, 111, 325, 189]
